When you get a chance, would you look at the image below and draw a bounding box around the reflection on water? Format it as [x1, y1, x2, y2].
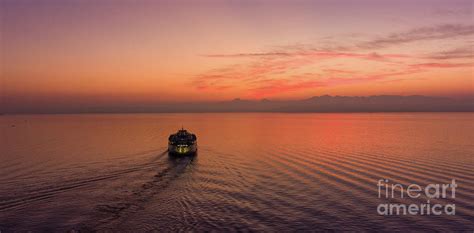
[1, 113, 473, 231]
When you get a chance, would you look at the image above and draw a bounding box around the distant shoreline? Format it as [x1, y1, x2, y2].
[2, 111, 474, 116]
[2, 95, 473, 114]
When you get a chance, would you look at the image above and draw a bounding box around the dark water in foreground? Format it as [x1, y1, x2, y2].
[1, 113, 473, 231]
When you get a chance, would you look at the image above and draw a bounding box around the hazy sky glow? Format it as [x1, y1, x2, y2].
[1, 0, 473, 111]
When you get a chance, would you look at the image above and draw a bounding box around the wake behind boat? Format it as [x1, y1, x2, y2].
[168, 128, 197, 155]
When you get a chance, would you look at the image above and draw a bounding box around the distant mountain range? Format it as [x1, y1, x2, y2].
[2, 95, 473, 114]
[150, 95, 473, 113]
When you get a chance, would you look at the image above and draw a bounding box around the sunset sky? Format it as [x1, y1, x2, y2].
[1, 0, 473, 111]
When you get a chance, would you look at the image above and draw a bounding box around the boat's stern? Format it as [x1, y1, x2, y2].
[168, 143, 197, 156]
[168, 128, 198, 156]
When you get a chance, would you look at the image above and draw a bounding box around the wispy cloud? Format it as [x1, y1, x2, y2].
[203, 51, 411, 61]
[203, 52, 292, 58]
[433, 8, 472, 17]
[249, 79, 326, 98]
[425, 46, 473, 60]
[322, 69, 357, 75]
[358, 24, 474, 49]
[247, 69, 425, 98]
[193, 24, 473, 98]
[410, 62, 474, 69]
[194, 49, 414, 94]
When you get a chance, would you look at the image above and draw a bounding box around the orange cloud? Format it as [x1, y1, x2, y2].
[249, 79, 326, 98]
[410, 62, 474, 68]
[192, 24, 473, 99]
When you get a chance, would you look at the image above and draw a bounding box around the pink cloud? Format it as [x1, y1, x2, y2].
[193, 50, 420, 96]
[204, 51, 411, 62]
[325, 76, 384, 85]
[358, 24, 474, 49]
[410, 62, 474, 68]
[426, 46, 473, 60]
[249, 79, 326, 98]
[203, 52, 292, 58]
[193, 24, 473, 97]
[322, 69, 357, 75]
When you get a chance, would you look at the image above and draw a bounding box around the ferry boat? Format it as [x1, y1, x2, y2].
[168, 128, 197, 155]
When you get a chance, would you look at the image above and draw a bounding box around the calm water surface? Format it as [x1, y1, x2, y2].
[1, 113, 473, 231]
